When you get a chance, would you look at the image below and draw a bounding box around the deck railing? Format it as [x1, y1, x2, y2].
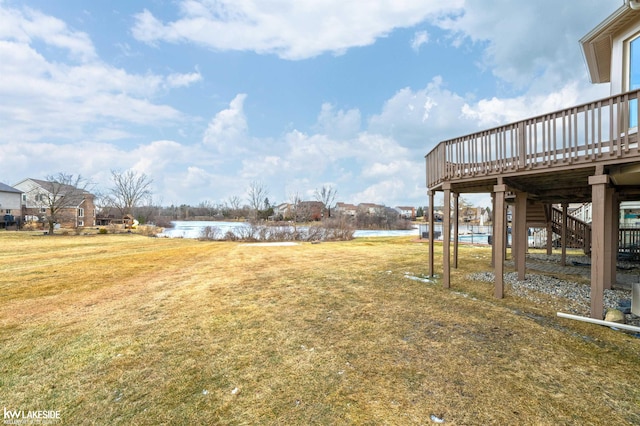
[426, 89, 640, 189]
[550, 206, 591, 253]
[619, 228, 640, 260]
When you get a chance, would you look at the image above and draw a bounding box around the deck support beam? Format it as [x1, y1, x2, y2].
[589, 174, 613, 319]
[428, 190, 435, 278]
[561, 203, 568, 267]
[545, 204, 553, 255]
[610, 193, 620, 289]
[493, 182, 507, 298]
[453, 192, 459, 269]
[514, 192, 528, 281]
[443, 183, 452, 288]
[491, 193, 496, 267]
[604, 185, 615, 292]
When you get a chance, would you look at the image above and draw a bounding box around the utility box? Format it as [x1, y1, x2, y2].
[633, 283, 640, 316]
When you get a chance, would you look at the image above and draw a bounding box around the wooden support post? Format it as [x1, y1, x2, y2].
[491, 192, 496, 268]
[453, 193, 459, 269]
[511, 204, 518, 263]
[515, 192, 527, 281]
[493, 182, 507, 298]
[603, 187, 615, 290]
[610, 193, 620, 288]
[561, 203, 568, 267]
[546, 204, 553, 255]
[589, 174, 610, 319]
[428, 190, 435, 278]
[505, 205, 510, 262]
[443, 184, 452, 288]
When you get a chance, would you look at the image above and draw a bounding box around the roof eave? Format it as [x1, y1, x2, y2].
[579, 3, 630, 84]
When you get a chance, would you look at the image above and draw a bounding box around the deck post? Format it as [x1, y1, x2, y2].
[493, 182, 507, 298]
[453, 192, 459, 269]
[589, 174, 611, 319]
[603, 188, 616, 290]
[443, 183, 452, 288]
[514, 192, 527, 281]
[610, 193, 620, 288]
[491, 192, 496, 267]
[561, 203, 568, 266]
[545, 204, 553, 255]
[428, 190, 435, 277]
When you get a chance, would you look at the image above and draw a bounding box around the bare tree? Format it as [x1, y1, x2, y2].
[247, 181, 269, 220]
[224, 196, 243, 219]
[227, 196, 241, 210]
[30, 173, 92, 235]
[107, 170, 153, 218]
[314, 185, 338, 219]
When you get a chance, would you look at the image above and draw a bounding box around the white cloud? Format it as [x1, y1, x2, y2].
[411, 30, 429, 52]
[434, 0, 618, 90]
[166, 70, 202, 88]
[0, 5, 96, 62]
[461, 81, 610, 127]
[132, 0, 464, 60]
[314, 103, 361, 139]
[352, 177, 408, 205]
[202, 94, 250, 154]
[369, 76, 473, 148]
[361, 160, 414, 179]
[0, 3, 192, 144]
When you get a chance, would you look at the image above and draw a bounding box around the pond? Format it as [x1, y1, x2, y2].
[157, 221, 421, 239]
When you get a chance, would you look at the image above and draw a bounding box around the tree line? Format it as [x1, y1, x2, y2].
[29, 172, 416, 231]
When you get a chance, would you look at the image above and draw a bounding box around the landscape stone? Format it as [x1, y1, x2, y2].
[604, 309, 625, 324]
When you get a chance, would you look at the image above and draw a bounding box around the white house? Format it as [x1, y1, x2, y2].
[0, 182, 22, 227]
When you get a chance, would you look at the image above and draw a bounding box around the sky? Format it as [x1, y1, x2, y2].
[0, 0, 623, 209]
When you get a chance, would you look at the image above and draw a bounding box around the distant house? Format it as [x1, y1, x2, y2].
[334, 202, 358, 217]
[357, 203, 386, 215]
[395, 206, 416, 220]
[273, 203, 292, 220]
[14, 178, 96, 228]
[0, 182, 22, 229]
[297, 201, 324, 221]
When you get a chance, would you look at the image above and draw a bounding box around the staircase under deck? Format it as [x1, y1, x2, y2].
[425, 89, 640, 319]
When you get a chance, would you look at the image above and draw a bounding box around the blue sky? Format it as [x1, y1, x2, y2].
[0, 0, 621, 209]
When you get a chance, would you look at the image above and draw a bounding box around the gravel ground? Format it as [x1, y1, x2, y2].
[467, 271, 640, 328]
[527, 253, 640, 273]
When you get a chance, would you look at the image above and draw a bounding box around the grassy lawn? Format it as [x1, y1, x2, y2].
[1, 232, 639, 425]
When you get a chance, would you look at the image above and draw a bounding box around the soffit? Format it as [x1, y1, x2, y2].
[580, 4, 639, 84]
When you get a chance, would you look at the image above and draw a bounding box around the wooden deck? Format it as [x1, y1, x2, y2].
[426, 89, 640, 201]
[425, 89, 640, 319]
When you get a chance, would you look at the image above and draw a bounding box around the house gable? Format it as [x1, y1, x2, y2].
[13, 178, 96, 227]
[0, 182, 22, 215]
[580, 2, 640, 92]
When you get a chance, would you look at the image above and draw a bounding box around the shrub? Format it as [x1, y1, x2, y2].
[98, 228, 108, 234]
[223, 230, 238, 241]
[139, 225, 161, 237]
[199, 226, 220, 241]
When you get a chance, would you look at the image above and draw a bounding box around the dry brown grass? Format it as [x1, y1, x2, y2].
[1, 232, 639, 425]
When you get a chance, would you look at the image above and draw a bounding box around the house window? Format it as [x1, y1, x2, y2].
[40, 208, 46, 213]
[78, 208, 84, 218]
[22, 194, 26, 202]
[629, 35, 640, 127]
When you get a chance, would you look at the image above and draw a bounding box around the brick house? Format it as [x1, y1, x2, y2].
[14, 178, 96, 229]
